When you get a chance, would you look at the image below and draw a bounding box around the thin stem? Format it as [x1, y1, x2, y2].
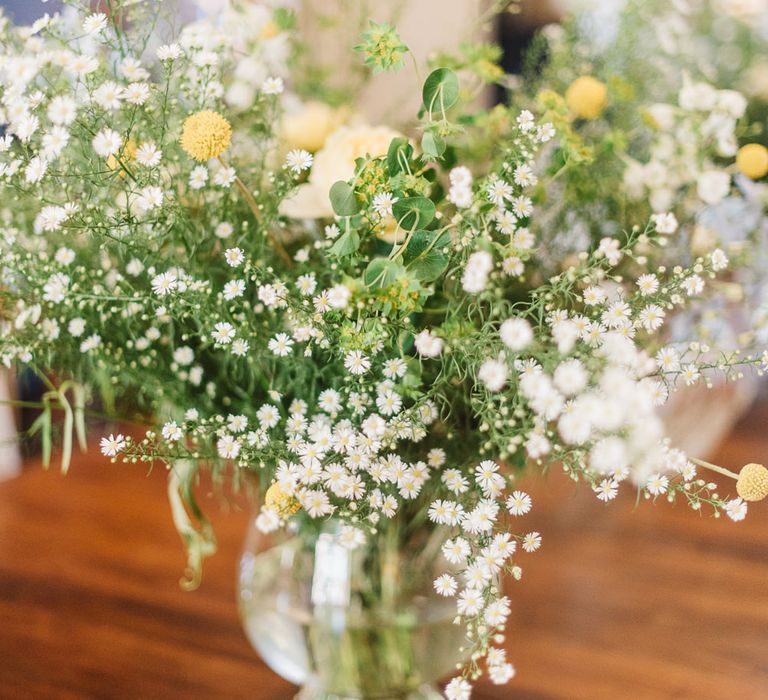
[219, 157, 293, 267]
[692, 458, 739, 480]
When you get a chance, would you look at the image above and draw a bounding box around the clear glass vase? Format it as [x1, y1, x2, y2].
[238, 516, 465, 700]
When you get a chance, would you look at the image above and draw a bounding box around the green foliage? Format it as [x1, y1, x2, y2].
[392, 197, 435, 230]
[330, 180, 360, 216]
[354, 20, 409, 73]
[422, 68, 460, 114]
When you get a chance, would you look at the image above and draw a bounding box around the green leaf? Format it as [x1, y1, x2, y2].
[387, 137, 413, 175]
[329, 181, 359, 217]
[328, 229, 360, 257]
[422, 68, 460, 113]
[421, 131, 446, 160]
[363, 258, 406, 289]
[392, 196, 435, 231]
[403, 230, 450, 281]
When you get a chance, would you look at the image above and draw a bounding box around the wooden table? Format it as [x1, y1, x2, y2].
[1, 401, 767, 699]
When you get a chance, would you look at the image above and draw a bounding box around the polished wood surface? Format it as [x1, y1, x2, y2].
[1, 401, 767, 699]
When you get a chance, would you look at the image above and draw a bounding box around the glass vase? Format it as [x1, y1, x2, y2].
[238, 516, 465, 699]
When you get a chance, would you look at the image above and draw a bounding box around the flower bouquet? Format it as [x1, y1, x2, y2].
[1, 1, 767, 698]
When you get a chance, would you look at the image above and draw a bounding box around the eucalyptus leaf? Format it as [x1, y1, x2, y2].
[422, 68, 460, 113]
[328, 229, 360, 257]
[364, 258, 406, 289]
[387, 136, 413, 175]
[329, 180, 359, 217]
[392, 196, 435, 231]
[421, 131, 446, 160]
[403, 230, 451, 281]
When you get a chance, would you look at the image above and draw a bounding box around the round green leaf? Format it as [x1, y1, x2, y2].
[422, 68, 460, 113]
[392, 196, 435, 231]
[329, 181, 359, 217]
[363, 258, 406, 289]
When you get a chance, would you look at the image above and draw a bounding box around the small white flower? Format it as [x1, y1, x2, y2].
[92, 128, 122, 158]
[123, 82, 150, 105]
[223, 279, 245, 300]
[224, 248, 245, 267]
[646, 473, 669, 496]
[162, 421, 183, 442]
[478, 359, 508, 392]
[100, 433, 126, 457]
[594, 478, 618, 502]
[135, 142, 162, 167]
[285, 149, 313, 173]
[83, 12, 108, 35]
[445, 677, 472, 700]
[214, 166, 236, 187]
[211, 322, 236, 345]
[500, 317, 533, 351]
[93, 81, 123, 110]
[268, 333, 294, 356]
[47, 96, 77, 125]
[217, 434, 241, 459]
[637, 274, 659, 296]
[651, 212, 678, 234]
[725, 497, 748, 522]
[414, 329, 443, 358]
[710, 248, 728, 271]
[371, 191, 398, 217]
[433, 574, 457, 597]
[344, 350, 371, 375]
[261, 77, 284, 95]
[189, 165, 208, 190]
[151, 271, 177, 297]
[522, 531, 542, 552]
[506, 490, 532, 516]
[157, 43, 182, 61]
[383, 358, 407, 379]
[135, 186, 164, 213]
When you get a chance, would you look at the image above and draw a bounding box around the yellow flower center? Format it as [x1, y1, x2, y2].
[736, 143, 768, 180]
[736, 462, 768, 502]
[565, 76, 608, 119]
[180, 110, 232, 161]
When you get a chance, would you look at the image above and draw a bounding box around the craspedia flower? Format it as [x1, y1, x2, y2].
[565, 76, 608, 119]
[736, 463, 768, 502]
[265, 482, 301, 518]
[736, 143, 768, 180]
[180, 110, 232, 161]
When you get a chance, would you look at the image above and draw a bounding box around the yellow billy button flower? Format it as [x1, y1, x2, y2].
[735, 143, 768, 180]
[565, 76, 608, 119]
[736, 463, 768, 502]
[180, 110, 232, 161]
[264, 482, 301, 518]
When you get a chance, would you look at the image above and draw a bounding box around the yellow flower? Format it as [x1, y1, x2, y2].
[736, 463, 768, 502]
[106, 139, 136, 176]
[565, 76, 608, 119]
[735, 143, 768, 180]
[265, 482, 301, 517]
[180, 110, 232, 161]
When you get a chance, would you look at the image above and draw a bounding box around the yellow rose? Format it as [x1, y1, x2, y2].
[281, 101, 349, 153]
[281, 124, 402, 219]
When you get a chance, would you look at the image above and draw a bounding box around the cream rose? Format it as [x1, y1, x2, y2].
[281, 101, 350, 153]
[281, 124, 402, 220]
